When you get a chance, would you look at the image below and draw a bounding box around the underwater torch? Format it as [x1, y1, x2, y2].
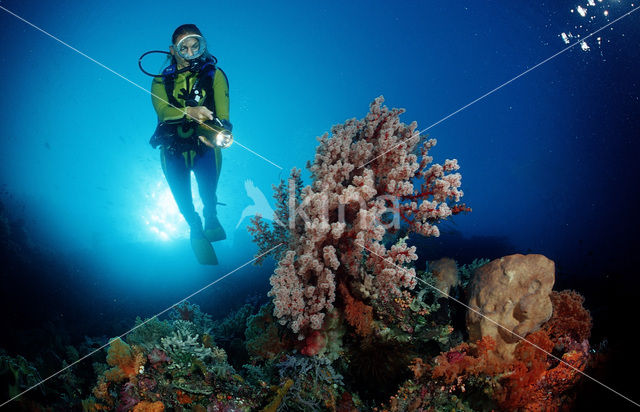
[196, 118, 233, 149]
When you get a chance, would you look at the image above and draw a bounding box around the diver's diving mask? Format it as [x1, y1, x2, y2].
[174, 34, 207, 60]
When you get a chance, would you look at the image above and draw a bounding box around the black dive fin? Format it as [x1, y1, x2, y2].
[190, 237, 218, 265]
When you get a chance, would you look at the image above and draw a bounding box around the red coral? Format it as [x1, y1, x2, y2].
[544, 290, 592, 344]
[300, 330, 326, 356]
[429, 327, 589, 411]
[498, 330, 554, 409]
[446, 351, 465, 364]
[174, 301, 196, 321]
[432, 336, 505, 383]
[497, 328, 589, 411]
[147, 348, 170, 369]
[409, 357, 429, 379]
[176, 390, 193, 405]
[338, 282, 373, 337]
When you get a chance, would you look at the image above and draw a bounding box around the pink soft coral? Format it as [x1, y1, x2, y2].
[250, 96, 469, 338]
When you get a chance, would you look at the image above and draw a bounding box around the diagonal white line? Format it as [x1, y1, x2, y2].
[357, 242, 640, 408]
[0, 5, 282, 170]
[359, 4, 640, 170]
[0, 242, 284, 408]
[233, 140, 283, 170]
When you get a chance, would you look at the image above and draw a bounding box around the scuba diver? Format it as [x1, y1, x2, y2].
[140, 24, 233, 265]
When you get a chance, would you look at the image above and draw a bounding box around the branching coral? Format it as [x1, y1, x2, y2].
[275, 355, 344, 411]
[248, 171, 305, 266]
[249, 96, 469, 339]
[457, 258, 489, 289]
[544, 289, 592, 344]
[86, 313, 257, 410]
[168, 301, 213, 336]
[160, 329, 226, 372]
[127, 317, 173, 351]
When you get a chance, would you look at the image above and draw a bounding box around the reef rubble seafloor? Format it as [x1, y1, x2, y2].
[0, 97, 617, 411]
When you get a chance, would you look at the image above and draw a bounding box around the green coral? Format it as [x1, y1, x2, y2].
[210, 303, 254, 343]
[459, 258, 490, 288]
[372, 269, 451, 346]
[275, 355, 344, 411]
[160, 327, 229, 378]
[169, 301, 213, 335]
[0, 350, 44, 399]
[245, 302, 291, 360]
[410, 270, 442, 315]
[126, 316, 173, 351]
[173, 320, 199, 337]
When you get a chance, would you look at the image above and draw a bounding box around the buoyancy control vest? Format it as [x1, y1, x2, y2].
[150, 57, 223, 153]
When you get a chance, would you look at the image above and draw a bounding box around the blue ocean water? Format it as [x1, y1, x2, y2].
[0, 0, 638, 410]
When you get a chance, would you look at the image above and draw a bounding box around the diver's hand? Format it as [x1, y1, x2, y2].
[186, 106, 214, 123]
[198, 135, 216, 148]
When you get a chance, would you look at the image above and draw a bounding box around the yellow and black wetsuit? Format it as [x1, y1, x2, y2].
[150, 60, 230, 235]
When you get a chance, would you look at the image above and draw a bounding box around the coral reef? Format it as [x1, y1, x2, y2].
[457, 258, 490, 289]
[0, 350, 44, 401]
[245, 302, 295, 360]
[209, 303, 254, 343]
[249, 96, 470, 340]
[383, 283, 594, 411]
[160, 325, 227, 374]
[275, 355, 344, 410]
[127, 317, 173, 352]
[544, 289, 593, 344]
[83, 312, 259, 411]
[168, 301, 213, 336]
[0, 98, 599, 411]
[104, 338, 145, 383]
